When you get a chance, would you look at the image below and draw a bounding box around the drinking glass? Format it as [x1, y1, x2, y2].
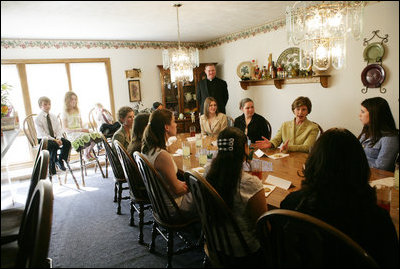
[182, 141, 191, 159]
[376, 185, 392, 212]
[189, 126, 196, 137]
[250, 159, 263, 180]
[199, 148, 208, 166]
[195, 133, 203, 148]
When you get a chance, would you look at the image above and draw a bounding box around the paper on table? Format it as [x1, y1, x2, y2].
[267, 153, 289, 160]
[369, 177, 394, 188]
[265, 175, 291, 190]
[254, 149, 267, 158]
[173, 149, 183, 156]
[263, 184, 276, 197]
[211, 140, 218, 147]
[186, 136, 197, 142]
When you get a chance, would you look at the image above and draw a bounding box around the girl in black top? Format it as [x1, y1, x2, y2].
[234, 98, 271, 143]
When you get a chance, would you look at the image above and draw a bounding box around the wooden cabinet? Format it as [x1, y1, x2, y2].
[158, 63, 215, 133]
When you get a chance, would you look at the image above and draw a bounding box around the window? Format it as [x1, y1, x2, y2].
[1, 58, 114, 169]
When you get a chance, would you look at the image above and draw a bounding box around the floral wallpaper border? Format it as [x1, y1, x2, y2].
[1, 18, 285, 50]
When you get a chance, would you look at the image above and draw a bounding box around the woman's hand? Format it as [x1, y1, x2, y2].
[280, 139, 289, 152]
[255, 136, 272, 149]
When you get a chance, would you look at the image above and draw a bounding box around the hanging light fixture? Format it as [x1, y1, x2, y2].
[286, 1, 364, 71]
[163, 3, 199, 83]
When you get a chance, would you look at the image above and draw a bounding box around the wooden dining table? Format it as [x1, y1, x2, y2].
[168, 133, 399, 237]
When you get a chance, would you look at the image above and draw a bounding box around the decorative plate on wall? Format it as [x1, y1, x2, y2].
[361, 64, 385, 88]
[237, 61, 253, 79]
[277, 47, 300, 68]
[363, 42, 385, 62]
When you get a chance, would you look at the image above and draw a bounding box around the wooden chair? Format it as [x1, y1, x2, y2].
[313, 121, 324, 138]
[1, 149, 50, 245]
[1, 179, 54, 268]
[256, 209, 379, 268]
[57, 114, 105, 187]
[133, 152, 200, 268]
[266, 119, 272, 140]
[100, 135, 129, 214]
[23, 113, 80, 189]
[114, 142, 152, 245]
[184, 170, 252, 267]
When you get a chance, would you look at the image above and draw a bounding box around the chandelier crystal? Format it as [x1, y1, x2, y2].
[163, 4, 199, 83]
[286, 1, 364, 70]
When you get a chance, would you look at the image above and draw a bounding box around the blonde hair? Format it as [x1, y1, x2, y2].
[64, 91, 79, 114]
[38, 96, 51, 108]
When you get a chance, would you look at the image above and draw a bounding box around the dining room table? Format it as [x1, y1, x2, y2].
[168, 133, 399, 238]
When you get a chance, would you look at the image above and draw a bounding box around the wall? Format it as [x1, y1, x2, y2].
[1, 1, 398, 137]
[203, 1, 399, 137]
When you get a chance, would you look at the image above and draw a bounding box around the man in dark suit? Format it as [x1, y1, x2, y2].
[197, 64, 229, 114]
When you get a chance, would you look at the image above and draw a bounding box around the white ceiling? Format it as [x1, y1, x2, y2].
[1, 1, 297, 42]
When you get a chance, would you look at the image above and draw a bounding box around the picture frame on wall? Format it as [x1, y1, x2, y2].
[128, 80, 141, 102]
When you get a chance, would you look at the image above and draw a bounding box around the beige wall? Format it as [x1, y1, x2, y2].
[203, 1, 399, 137]
[1, 1, 398, 137]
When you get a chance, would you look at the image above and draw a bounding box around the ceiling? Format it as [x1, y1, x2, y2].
[1, 1, 297, 42]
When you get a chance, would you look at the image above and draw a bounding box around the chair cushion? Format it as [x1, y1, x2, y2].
[1, 207, 24, 238]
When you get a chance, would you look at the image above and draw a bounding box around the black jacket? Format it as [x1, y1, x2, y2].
[234, 113, 271, 143]
[197, 77, 229, 114]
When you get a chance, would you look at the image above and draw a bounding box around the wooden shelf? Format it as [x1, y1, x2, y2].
[239, 75, 330, 90]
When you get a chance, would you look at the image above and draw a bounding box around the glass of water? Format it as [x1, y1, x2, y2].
[182, 141, 191, 159]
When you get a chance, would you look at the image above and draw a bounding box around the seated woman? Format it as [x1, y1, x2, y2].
[199, 97, 228, 137]
[127, 113, 150, 156]
[234, 98, 271, 143]
[256, 96, 318, 153]
[62, 91, 96, 161]
[205, 127, 267, 267]
[112, 106, 134, 150]
[141, 109, 196, 220]
[280, 128, 399, 267]
[358, 97, 399, 172]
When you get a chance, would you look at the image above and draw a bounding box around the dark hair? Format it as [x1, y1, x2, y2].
[203, 97, 219, 117]
[206, 127, 248, 208]
[129, 113, 150, 154]
[142, 109, 173, 155]
[152, 102, 162, 110]
[239, 98, 253, 110]
[291, 96, 312, 114]
[118, 106, 134, 122]
[299, 128, 376, 226]
[358, 97, 398, 146]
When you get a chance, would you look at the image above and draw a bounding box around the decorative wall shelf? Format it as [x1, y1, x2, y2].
[239, 75, 330, 90]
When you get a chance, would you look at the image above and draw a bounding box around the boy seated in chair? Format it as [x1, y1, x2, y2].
[35, 96, 71, 175]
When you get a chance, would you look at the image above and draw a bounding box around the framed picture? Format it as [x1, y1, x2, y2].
[128, 80, 141, 102]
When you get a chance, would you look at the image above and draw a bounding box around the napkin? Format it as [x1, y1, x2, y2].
[186, 136, 197, 142]
[167, 136, 177, 146]
[265, 175, 291, 190]
[211, 140, 218, 147]
[173, 149, 183, 157]
[369, 177, 394, 188]
[263, 184, 276, 197]
[254, 149, 268, 158]
[267, 153, 289, 160]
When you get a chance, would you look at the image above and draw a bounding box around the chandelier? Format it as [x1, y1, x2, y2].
[286, 1, 364, 71]
[162, 3, 199, 83]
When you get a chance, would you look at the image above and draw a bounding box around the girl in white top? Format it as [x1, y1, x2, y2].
[200, 97, 228, 137]
[141, 109, 195, 220]
[205, 126, 267, 266]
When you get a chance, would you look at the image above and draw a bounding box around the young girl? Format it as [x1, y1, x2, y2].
[358, 97, 399, 171]
[62, 91, 96, 161]
[141, 109, 196, 220]
[199, 97, 228, 137]
[205, 127, 267, 266]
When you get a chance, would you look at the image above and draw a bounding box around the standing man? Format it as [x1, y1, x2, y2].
[197, 63, 229, 114]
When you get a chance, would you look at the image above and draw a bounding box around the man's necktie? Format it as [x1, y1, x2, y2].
[47, 114, 55, 138]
